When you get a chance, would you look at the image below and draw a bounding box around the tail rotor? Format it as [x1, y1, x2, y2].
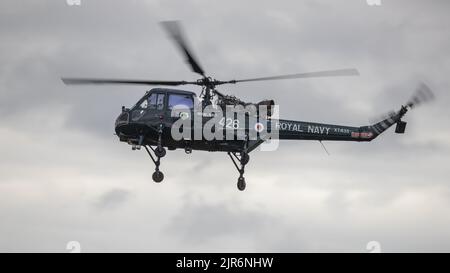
[369, 82, 435, 136]
[406, 82, 435, 109]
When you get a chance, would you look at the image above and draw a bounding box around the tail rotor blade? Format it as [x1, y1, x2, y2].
[407, 82, 435, 108]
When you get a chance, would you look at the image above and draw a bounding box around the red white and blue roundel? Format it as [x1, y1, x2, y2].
[254, 122, 265, 133]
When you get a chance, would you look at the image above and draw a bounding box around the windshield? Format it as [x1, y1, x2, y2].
[131, 92, 194, 121]
[131, 92, 165, 121]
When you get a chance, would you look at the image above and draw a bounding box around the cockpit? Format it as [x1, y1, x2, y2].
[130, 88, 197, 121]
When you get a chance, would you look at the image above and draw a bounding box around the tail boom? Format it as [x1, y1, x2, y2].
[273, 106, 408, 142]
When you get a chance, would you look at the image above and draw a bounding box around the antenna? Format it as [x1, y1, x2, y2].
[319, 140, 330, 156]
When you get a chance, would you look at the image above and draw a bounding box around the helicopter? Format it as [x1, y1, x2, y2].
[62, 21, 434, 191]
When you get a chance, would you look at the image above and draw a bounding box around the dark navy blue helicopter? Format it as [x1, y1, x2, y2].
[62, 21, 433, 191]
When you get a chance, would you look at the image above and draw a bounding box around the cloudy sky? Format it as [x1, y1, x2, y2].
[1, 0, 450, 252]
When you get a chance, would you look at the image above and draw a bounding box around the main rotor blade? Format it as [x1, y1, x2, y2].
[61, 78, 196, 86]
[160, 21, 205, 76]
[220, 68, 360, 84]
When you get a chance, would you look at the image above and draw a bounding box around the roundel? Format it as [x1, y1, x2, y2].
[254, 122, 265, 133]
[179, 112, 190, 120]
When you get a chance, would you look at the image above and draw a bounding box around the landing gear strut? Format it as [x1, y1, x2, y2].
[143, 123, 166, 183]
[144, 145, 166, 183]
[228, 151, 250, 191]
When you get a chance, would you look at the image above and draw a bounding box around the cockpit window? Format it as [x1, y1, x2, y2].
[157, 94, 165, 110]
[132, 98, 148, 121]
[168, 94, 193, 110]
[131, 93, 164, 121]
[143, 93, 164, 110]
[139, 99, 148, 109]
[147, 93, 157, 109]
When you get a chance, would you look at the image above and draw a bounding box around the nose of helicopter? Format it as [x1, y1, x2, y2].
[114, 109, 131, 139]
[115, 110, 129, 126]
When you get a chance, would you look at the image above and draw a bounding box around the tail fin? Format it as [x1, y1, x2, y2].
[369, 107, 408, 137]
[364, 82, 434, 139]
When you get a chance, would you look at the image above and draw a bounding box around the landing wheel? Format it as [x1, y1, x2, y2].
[237, 177, 246, 191]
[155, 147, 166, 158]
[152, 171, 164, 183]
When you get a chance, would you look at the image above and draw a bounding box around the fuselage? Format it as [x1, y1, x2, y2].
[115, 88, 388, 154]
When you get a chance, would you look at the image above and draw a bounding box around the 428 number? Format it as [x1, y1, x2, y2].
[218, 117, 239, 129]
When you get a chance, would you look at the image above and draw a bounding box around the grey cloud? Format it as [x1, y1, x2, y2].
[164, 195, 315, 252]
[94, 189, 132, 210]
[165, 197, 270, 243]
